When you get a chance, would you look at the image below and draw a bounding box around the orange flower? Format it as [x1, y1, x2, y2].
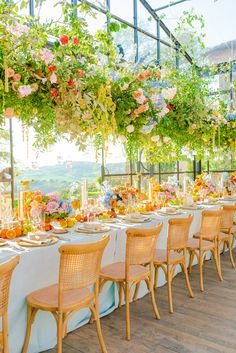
[110, 199, 117, 208]
[154, 70, 161, 78]
[144, 70, 151, 79]
[34, 195, 42, 203]
[131, 113, 137, 120]
[133, 90, 143, 99]
[137, 73, 146, 81]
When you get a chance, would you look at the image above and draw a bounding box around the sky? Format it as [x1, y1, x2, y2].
[8, 0, 236, 168]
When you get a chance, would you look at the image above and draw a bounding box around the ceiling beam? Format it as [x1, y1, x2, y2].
[139, 0, 194, 65]
[154, 0, 190, 12]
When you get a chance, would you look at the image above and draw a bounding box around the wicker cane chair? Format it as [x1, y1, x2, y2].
[153, 215, 194, 313]
[219, 204, 236, 268]
[22, 236, 109, 353]
[189, 210, 223, 291]
[0, 256, 19, 353]
[100, 223, 163, 341]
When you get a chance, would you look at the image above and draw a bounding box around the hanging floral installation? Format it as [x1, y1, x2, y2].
[0, 1, 235, 163]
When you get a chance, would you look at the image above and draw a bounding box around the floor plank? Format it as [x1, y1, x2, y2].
[44, 249, 236, 353]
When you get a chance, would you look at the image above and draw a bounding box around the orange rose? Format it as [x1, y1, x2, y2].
[110, 199, 117, 208]
[133, 90, 142, 99]
[137, 73, 145, 81]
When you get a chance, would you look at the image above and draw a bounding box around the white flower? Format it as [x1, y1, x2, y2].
[150, 94, 160, 104]
[50, 72, 57, 84]
[119, 135, 127, 143]
[156, 141, 163, 147]
[163, 136, 171, 143]
[159, 106, 170, 118]
[151, 135, 160, 142]
[162, 87, 177, 100]
[136, 95, 146, 104]
[126, 125, 134, 133]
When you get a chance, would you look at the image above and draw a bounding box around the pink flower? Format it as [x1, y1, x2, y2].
[46, 193, 59, 201]
[50, 72, 57, 84]
[7, 68, 15, 78]
[191, 124, 197, 130]
[30, 206, 42, 217]
[77, 69, 84, 78]
[4, 108, 15, 118]
[7, 24, 29, 37]
[18, 85, 32, 97]
[45, 201, 59, 214]
[40, 48, 54, 65]
[13, 73, 21, 81]
[62, 202, 68, 211]
[150, 94, 160, 104]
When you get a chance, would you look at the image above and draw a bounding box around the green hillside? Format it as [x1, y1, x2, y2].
[15, 161, 127, 194]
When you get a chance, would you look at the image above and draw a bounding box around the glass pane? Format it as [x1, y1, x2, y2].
[110, 0, 133, 23]
[112, 25, 135, 62]
[79, 9, 107, 34]
[160, 43, 176, 68]
[138, 33, 157, 65]
[137, 1, 156, 36]
[36, 0, 65, 23]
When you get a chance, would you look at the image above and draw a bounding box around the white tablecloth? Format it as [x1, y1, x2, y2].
[1, 202, 234, 353]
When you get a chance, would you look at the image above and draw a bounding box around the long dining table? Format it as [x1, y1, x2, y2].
[1, 200, 235, 353]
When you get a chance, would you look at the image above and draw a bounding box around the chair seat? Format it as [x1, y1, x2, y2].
[100, 262, 149, 282]
[218, 232, 230, 241]
[27, 284, 94, 311]
[153, 249, 183, 264]
[187, 238, 214, 250]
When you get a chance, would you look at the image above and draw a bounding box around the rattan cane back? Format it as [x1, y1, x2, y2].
[200, 209, 222, 241]
[221, 204, 236, 230]
[126, 223, 163, 267]
[0, 256, 19, 315]
[58, 236, 109, 291]
[167, 215, 193, 251]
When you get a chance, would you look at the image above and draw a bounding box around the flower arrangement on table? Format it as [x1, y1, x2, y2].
[24, 192, 75, 229]
[192, 174, 217, 200]
[150, 177, 178, 206]
[223, 172, 236, 195]
[101, 182, 139, 214]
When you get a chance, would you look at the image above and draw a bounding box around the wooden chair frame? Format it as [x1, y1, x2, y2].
[100, 223, 163, 341]
[219, 204, 236, 269]
[154, 215, 194, 313]
[22, 236, 109, 353]
[189, 210, 223, 291]
[0, 256, 19, 353]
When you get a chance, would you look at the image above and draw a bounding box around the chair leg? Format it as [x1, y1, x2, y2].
[199, 251, 204, 292]
[212, 248, 223, 281]
[2, 314, 8, 353]
[228, 236, 235, 268]
[125, 282, 131, 340]
[167, 264, 173, 314]
[22, 305, 38, 353]
[222, 241, 226, 254]
[188, 250, 194, 274]
[154, 265, 159, 289]
[118, 282, 124, 307]
[57, 312, 63, 353]
[181, 256, 194, 298]
[147, 277, 160, 320]
[91, 305, 107, 353]
[133, 281, 140, 302]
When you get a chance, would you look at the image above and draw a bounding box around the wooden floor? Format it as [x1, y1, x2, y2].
[44, 250, 236, 353]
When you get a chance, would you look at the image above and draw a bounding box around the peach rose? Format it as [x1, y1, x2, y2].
[4, 107, 15, 118]
[7, 68, 15, 78]
[133, 90, 143, 99]
[13, 73, 21, 81]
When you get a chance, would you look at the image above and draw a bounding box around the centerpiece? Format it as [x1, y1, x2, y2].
[25, 192, 74, 230]
[101, 182, 139, 214]
[192, 174, 217, 201]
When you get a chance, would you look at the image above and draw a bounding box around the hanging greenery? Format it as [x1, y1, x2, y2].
[0, 1, 235, 164]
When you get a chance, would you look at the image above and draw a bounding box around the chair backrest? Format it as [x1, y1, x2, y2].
[220, 204, 236, 230]
[200, 209, 222, 240]
[125, 223, 163, 270]
[0, 256, 19, 315]
[58, 236, 109, 292]
[167, 215, 193, 251]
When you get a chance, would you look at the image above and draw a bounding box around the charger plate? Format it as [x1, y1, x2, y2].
[16, 236, 58, 247]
